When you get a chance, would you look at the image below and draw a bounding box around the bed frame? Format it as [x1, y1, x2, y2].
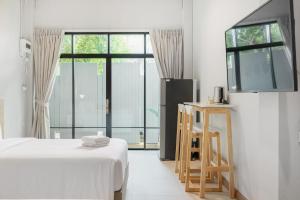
[114, 163, 129, 200]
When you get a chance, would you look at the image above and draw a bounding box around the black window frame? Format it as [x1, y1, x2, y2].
[50, 32, 160, 150]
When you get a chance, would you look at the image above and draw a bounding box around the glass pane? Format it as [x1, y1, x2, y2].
[271, 23, 283, 42]
[239, 48, 274, 91]
[50, 128, 72, 139]
[225, 29, 236, 48]
[146, 58, 160, 127]
[146, 34, 153, 54]
[236, 25, 268, 47]
[227, 53, 237, 91]
[60, 35, 72, 54]
[49, 59, 73, 127]
[75, 128, 106, 139]
[112, 128, 144, 149]
[74, 34, 108, 54]
[271, 46, 294, 90]
[74, 59, 106, 127]
[146, 128, 160, 149]
[110, 34, 144, 54]
[112, 58, 144, 127]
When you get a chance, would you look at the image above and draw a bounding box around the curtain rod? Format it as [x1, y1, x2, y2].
[59, 26, 183, 33]
[62, 28, 151, 33]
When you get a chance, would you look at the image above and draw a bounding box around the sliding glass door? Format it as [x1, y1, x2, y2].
[49, 33, 160, 149]
[74, 59, 107, 138]
[111, 58, 145, 148]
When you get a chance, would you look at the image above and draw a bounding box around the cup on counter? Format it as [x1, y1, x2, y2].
[213, 86, 224, 104]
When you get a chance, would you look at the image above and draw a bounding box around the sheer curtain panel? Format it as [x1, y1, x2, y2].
[32, 28, 63, 138]
[150, 29, 184, 79]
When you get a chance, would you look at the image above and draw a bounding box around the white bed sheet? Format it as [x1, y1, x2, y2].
[0, 138, 128, 200]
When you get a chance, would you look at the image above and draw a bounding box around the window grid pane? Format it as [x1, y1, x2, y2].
[110, 34, 144, 54]
[74, 59, 106, 127]
[111, 58, 144, 127]
[50, 59, 72, 127]
[74, 34, 108, 54]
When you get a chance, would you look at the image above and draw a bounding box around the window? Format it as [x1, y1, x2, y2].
[50, 33, 160, 149]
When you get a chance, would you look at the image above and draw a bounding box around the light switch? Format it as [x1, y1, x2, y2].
[298, 131, 300, 143]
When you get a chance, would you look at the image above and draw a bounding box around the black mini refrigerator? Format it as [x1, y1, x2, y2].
[160, 79, 194, 160]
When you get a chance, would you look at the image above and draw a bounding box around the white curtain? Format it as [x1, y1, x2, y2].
[32, 28, 63, 139]
[150, 29, 184, 79]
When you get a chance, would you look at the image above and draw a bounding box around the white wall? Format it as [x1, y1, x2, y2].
[193, 0, 282, 199]
[22, 0, 35, 137]
[183, 0, 193, 78]
[34, 0, 193, 78]
[0, 0, 34, 137]
[34, 0, 183, 30]
[278, 0, 300, 199]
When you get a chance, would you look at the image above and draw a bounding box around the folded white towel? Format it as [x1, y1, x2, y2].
[81, 135, 110, 147]
[82, 142, 109, 148]
[81, 135, 110, 143]
[83, 140, 110, 145]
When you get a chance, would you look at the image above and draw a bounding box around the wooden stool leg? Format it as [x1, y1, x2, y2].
[207, 136, 213, 182]
[175, 110, 182, 173]
[199, 110, 209, 198]
[179, 113, 187, 182]
[226, 110, 235, 198]
[185, 123, 192, 192]
[216, 133, 223, 191]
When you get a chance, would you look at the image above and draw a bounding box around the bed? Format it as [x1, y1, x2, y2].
[0, 137, 128, 200]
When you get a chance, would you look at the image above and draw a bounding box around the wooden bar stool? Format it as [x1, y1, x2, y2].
[184, 105, 222, 193]
[192, 105, 235, 199]
[178, 105, 203, 182]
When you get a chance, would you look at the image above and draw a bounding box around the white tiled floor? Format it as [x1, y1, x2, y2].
[126, 151, 234, 200]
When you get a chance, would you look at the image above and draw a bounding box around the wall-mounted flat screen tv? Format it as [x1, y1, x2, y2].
[225, 0, 297, 92]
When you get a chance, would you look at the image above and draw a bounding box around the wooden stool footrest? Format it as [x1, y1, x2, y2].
[206, 165, 230, 172]
[186, 187, 223, 193]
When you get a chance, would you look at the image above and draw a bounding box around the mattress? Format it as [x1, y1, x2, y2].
[0, 138, 128, 200]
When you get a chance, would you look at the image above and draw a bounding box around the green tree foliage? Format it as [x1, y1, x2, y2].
[226, 23, 283, 48]
[61, 35, 72, 54]
[270, 23, 282, 42]
[226, 30, 235, 48]
[74, 35, 108, 54]
[237, 25, 266, 46]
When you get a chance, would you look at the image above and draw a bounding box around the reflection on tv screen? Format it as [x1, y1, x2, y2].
[225, 0, 297, 92]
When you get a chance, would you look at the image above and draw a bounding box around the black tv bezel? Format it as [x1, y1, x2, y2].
[225, 0, 298, 93]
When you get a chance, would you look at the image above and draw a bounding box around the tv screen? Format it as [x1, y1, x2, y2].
[225, 0, 297, 92]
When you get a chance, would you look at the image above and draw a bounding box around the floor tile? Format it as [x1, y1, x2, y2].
[126, 151, 234, 200]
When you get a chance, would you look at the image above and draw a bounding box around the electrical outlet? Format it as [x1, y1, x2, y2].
[298, 131, 300, 143]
